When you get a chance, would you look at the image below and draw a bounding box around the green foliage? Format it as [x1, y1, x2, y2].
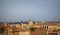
[30, 27, 37, 32]
[0, 27, 5, 33]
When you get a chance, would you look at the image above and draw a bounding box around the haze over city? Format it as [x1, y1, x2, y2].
[0, 0, 60, 22]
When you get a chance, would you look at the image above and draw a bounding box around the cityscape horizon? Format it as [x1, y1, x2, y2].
[0, 0, 60, 22]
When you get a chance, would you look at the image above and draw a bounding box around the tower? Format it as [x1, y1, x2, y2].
[21, 23, 24, 29]
[29, 18, 33, 26]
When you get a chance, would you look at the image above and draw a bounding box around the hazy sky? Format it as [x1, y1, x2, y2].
[0, 0, 60, 22]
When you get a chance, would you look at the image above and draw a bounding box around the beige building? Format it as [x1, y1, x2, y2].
[0, 20, 60, 35]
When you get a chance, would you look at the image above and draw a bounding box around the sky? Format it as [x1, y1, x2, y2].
[0, 0, 60, 22]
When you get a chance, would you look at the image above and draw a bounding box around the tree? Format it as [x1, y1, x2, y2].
[0, 27, 5, 33]
[30, 27, 37, 32]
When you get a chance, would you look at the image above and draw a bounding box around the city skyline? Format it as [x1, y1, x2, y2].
[0, 0, 60, 22]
